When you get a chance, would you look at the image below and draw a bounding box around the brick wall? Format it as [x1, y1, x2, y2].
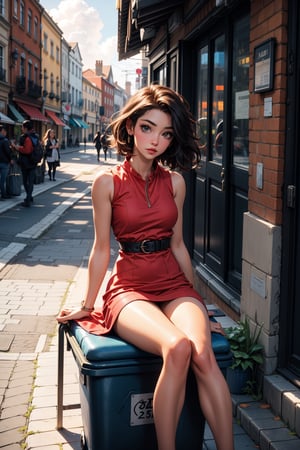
[248, 0, 288, 225]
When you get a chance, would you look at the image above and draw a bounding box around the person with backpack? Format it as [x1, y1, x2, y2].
[11, 120, 39, 207]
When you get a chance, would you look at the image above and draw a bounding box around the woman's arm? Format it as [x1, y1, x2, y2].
[56, 171, 114, 322]
[170, 171, 195, 286]
[81, 172, 113, 309]
[170, 171, 225, 334]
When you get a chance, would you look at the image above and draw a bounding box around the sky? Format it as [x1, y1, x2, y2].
[41, 0, 142, 90]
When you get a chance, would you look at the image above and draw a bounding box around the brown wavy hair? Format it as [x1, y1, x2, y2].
[109, 84, 201, 170]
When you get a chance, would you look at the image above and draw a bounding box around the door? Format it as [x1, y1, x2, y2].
[279, 0, 300, 382]
[194, 14, 249, 293]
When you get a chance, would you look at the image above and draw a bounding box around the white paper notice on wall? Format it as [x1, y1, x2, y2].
[256, 162, 263, 189]
[250, 272, 266, 298]
[264, 97, 272, 117]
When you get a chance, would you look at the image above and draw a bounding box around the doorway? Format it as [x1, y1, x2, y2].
[279, 0, 300, 382]
[194, 14, 249, 295]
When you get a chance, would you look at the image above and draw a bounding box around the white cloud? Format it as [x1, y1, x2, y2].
[46, 0, 141, 89]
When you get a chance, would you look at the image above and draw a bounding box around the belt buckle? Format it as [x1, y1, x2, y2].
[140, 239, 151, 254]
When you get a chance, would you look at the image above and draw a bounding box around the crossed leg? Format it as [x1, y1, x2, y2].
[114, 298, 234, 450]
[162, 297, 234, 450]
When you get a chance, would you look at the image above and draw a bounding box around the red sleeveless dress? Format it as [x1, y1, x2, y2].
[77, 159, 204, 335]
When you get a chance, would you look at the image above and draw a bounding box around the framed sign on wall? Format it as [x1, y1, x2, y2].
[254, 38, 275, 93]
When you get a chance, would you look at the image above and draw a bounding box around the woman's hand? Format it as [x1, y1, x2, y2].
[56, 307, 92, 324]
[210, 320, 225, 335]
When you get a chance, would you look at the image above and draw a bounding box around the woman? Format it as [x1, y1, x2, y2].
[43, 129, 60, 181]
[57, 85, 234, 450]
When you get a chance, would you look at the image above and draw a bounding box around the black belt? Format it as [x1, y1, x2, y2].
[119, 238, 171, 254]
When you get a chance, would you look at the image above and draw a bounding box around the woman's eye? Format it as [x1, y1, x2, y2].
[141, 124, 150, 132]
[163, 132, 173, 140]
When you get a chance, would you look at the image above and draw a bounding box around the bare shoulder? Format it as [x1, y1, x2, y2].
[92, 168, 114, 200]
[170, 170, 185, 194]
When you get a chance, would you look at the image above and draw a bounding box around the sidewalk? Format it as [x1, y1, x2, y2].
[24, 268, 300, 450]
[1, 147, 300, 449]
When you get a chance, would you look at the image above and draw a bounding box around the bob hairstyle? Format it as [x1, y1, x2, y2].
[109, 84, 201, 170]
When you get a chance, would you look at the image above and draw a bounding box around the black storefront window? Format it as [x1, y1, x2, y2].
[194, 12, 250, 296]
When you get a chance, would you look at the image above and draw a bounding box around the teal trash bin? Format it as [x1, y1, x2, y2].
[65, 321, 232, 450]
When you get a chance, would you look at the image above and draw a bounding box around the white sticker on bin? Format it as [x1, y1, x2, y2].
[130, 392, 154, 426]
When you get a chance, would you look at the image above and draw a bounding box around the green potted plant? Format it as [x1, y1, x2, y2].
[225, 317, 264, 395]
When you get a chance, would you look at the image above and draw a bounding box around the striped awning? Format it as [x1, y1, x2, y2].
[76, 118, 89, 129]
[0, 112, 15, 125]
[45, 109, 66, 126]
[16, 102, 49, 123]
[8, 104, 25, 124]
[69, 117, 81, 127]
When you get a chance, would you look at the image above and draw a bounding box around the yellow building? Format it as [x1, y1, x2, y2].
[41, 8, 64, 141]
[82, 76, 102, 143]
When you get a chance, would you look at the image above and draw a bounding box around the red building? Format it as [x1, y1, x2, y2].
[9, 0, 49, 136]
[84, 60, 115, 132]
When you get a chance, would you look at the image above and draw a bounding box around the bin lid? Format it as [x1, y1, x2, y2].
[70, 321, 160, 362]
[69, 321, 231, 362]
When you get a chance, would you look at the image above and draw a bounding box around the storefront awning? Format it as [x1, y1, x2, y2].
[16, 102, 49, 123]
[0, 112, 15, 125]
[76, 118, 89, 129]
[8, 104, 25, 124]
[118, 0, 184, 59]
[45, 109, 66, 126]
[69, 117, 82, 127]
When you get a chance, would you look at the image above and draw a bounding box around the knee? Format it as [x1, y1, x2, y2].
[164, 336, 191, 372]
[191, 346, 216, 377]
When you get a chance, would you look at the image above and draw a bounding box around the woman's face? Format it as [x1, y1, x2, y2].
[129, 109, 173, 160]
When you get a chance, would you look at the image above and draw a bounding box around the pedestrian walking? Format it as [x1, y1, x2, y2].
[93, 131, 101, 161]
[43, 129, 60, 181]
[57, 84, 234, 450]
[0, 125, 13, 200]
[100, 131, 108, 161]
[11, 120, 37, 207]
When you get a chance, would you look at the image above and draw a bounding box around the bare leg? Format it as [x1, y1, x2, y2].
[162, 298, 234, 450]
[114, 300, 191, 450]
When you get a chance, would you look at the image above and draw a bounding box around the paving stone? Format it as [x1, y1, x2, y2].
[2, 392, 31, 409]
[0, 428, 23, 447]
[270, 441, 300, 449]
[260, 426, 298, 449]
[0, 334, 14, 351]
[62, 443, 82, 450]
[6, 384, 32, 398]
[0, 403, 28, 420]
[0, 415, 27, 432]
[30, 406, 57, 421]
[9, 375, 33, 389]
[27, 427, 82, 447]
